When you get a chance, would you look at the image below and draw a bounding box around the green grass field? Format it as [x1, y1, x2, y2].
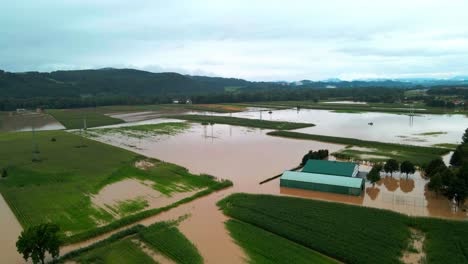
[139, 221, 203, 264]
[218, 193, 468, 264]
[166, 115, 314, 130]
[61, 221, 203, 264]
[47, 109, 124, 129]
[71, 238, 156, 264]
[226, 219, 339, 264]
[0, 130, 224, 238]
[267, 131, 450, 165]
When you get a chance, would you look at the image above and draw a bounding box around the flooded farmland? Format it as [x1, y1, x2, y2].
[214, 108, 468, 146]
[0, 111, 65, 132]
[84, 119, 466, 263]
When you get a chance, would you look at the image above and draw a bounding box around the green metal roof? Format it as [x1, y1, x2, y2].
[302, 160, 357, 177]
[281, 171, 364, 189]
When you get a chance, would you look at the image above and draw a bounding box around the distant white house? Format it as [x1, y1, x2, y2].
[172, 99, 180, 104]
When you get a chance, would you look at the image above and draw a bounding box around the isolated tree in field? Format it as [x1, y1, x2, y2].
[1, 168, 7, 178]
[16, 223, 60, 264]
[400, 161, 415, 178]
[367, 165, 382, 186]
[425, 158, 446, 178]
[384, 159, 399, 177]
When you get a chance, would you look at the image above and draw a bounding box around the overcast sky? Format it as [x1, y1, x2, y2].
[1, 0, 468, 81]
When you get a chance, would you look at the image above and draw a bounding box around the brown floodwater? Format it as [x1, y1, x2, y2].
[79, 121, 466, 263]
[0, 111, 64, 132]
[0, 194, 24, 263]
[5, 117, 465, 263]
[91, 178, 201, 219]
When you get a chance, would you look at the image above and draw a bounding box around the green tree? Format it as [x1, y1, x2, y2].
[450, 148, 462, 166]
[383, 159, 399, 177]
[425, 158, 446, 178]
[462, 127, 468, 144]
[16, 223, 60, 264]
[428, 173, 443, 195]
[367, 164, 382, 186]
[446, 178, 468, 207]
[400, 161, 415, 178]
[1, 168, 7, 178]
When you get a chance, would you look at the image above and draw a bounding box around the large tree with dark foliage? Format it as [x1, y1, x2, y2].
[16, 223, 60, 264]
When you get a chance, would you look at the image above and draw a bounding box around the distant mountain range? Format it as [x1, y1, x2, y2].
[1, 68, 467, 99]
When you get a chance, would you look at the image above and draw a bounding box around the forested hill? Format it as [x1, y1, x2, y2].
[0, 68, 224, 98]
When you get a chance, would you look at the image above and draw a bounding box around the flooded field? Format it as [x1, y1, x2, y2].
[0, 194, 23, 264]
[0, 111, 64, 132]
[84, 120, 466, 263]
[215, 108, 467, 146]
[91, 178, 201, 219]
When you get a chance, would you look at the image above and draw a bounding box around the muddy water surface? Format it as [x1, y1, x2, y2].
[0, 194, 23, 263]
[91, 178, 201, 218]
[87, 121, 467, 263]
[215, 108, 468, 146]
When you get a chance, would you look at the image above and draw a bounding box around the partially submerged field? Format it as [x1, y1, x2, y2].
[232, 101, 468, 115]
[267, 131, 450, 165]
[61, 221, 202, 264]
[219, 193, 468, 264]
[167, 114, 315, 130]
[0, 129, 229, 241]
[47, 109, 124, 129]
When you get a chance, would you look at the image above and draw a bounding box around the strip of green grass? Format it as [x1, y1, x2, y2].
[0, 130, 226, 238]
[98, 103, 245, 113]
[432, 143, 458, 150]
[267, 130, 450, 166]
[166, 115, 314, 130]
[58, 225, 145, 263]
[47, 109, 124, 129]
[218, 193, 468, 264]
[139, 221, 203, 264]
[69, 238, 156, 264]
[226, 219, 339, 264]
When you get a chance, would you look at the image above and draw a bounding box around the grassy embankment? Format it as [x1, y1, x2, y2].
[47, 109, 124, 129]
[267, 131, 450, 165]
[59, 221, 202, 264]
[232, 101, 468, 115]
[166, 114, 314, 130]
[219, 193, 468, 264]
[0, 128, 231, 243]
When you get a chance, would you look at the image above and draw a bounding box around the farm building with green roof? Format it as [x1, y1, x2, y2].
[280, 160, 364, 196]
[302, 160, 359, 177]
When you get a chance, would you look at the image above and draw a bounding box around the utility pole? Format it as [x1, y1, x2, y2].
[31, 124, 40, 161]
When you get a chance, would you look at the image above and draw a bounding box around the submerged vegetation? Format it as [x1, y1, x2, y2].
[167, 114, 314, 130]
[218, 193, 468, 264]
[88, 122, 190, 138]
[267, 130, 450, 165]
